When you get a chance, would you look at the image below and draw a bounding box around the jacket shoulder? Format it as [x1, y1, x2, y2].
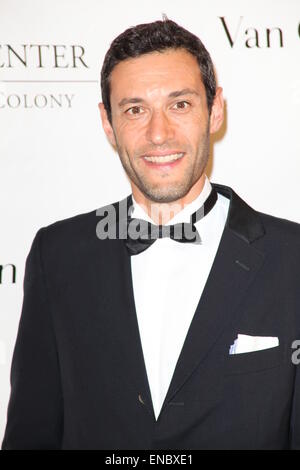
[42, 197, 126, 237]
[36, 197, 128, 257]
[257, 210, 300, 243]
[213, 181, 300, 246]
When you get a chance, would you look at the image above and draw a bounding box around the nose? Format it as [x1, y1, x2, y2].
[146, 110, 174, 145]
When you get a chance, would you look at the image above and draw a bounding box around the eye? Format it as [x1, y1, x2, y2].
[125, 106, 144, 115]
[172, 101, 190, 110]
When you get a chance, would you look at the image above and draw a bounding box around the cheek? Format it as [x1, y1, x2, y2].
[116, 120, 147, 148]
[173, 109, 207, 132]
[174, 118, 205, 145]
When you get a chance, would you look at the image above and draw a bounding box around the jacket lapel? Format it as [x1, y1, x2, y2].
[119, 242, 156, 420]
[107, 183, 267, 422]
[159, 183, 266, 415]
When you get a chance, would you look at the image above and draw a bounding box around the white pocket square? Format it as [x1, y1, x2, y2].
[229, 334, 279, 355]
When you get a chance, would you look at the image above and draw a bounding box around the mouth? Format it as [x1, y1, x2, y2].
[142, 152, 185, 165]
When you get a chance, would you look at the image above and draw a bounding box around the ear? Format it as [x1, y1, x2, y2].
[98, 102, 117, 148]
[209, 87, 224, 134]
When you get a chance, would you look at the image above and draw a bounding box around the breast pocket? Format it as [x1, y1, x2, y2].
[225, 343, 287, 376]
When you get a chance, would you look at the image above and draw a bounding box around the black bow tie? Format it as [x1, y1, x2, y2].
[124, 187, 218, 256]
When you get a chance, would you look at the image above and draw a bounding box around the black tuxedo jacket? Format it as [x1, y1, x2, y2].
[2, 183, 300, 449]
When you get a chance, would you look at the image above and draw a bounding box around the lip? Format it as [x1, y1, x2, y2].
[140, 150, 184, 158]
[142, 153, 185, 169]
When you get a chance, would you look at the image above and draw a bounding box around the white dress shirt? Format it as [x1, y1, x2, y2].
[130, 175, 230, 420]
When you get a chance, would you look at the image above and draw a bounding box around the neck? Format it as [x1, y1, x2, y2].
[131, 174, 206, 225]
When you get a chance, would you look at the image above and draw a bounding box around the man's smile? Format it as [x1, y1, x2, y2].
[141, 151, 185, 170]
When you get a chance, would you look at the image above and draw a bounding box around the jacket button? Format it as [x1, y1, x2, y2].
[138, 394, 145, 404]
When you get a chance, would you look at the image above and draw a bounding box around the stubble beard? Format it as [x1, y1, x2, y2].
[115, 127, 210, 204]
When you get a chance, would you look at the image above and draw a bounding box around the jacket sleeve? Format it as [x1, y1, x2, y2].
[1, 228, 63, 449]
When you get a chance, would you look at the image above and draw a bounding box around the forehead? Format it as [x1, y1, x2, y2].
[109, 48, 204, 101]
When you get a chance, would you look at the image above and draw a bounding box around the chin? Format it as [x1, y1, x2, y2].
[142, 186, 190, 203]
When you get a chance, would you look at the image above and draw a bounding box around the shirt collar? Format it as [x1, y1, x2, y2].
[130, 174, 213, 225]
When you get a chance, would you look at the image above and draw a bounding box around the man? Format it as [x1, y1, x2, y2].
[2, 18, 300, 450]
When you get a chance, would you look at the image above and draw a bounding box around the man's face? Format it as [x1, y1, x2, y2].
[100, 48, 223, 203]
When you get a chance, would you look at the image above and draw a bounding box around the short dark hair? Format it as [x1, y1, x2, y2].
[100, 18, 217, 124]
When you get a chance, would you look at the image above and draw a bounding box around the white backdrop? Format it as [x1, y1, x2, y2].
[0, 0, 299, 442]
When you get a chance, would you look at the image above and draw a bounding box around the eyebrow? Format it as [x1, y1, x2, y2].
[118, 88, 199, 107]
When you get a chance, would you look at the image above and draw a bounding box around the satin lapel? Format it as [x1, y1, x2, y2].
[157, 183, 266, 417]
[96, 195, 156, 419]
[108, 237, 156, 420]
